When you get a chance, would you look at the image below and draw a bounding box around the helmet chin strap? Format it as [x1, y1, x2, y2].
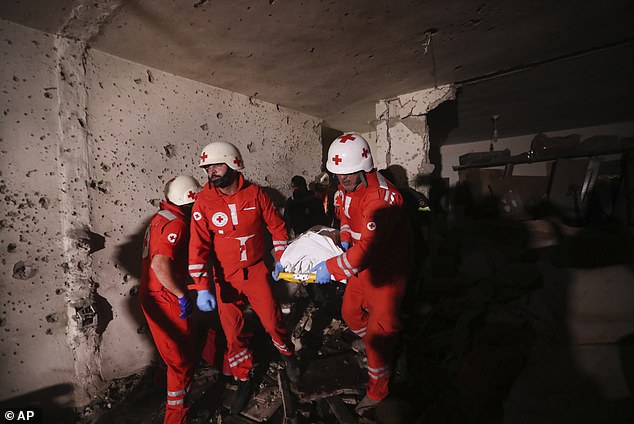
[179, 203, 193, 215]
[359, 172, 368, 188]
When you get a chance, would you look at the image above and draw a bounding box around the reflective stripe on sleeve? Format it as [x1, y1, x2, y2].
[336, 255, 353, 278]
[273, 240, 287, 253]
[189, 264, 207, 277]
[158, 210, 177, 221]
[342, 252, 359, 275]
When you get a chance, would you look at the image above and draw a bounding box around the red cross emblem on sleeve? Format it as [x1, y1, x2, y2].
[332, 155, 343, 165]
[339, 134, 355, 143]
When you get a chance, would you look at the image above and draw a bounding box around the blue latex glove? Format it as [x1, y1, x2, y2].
[271, 261, 285, 281]
[340, 241, 350, 252]
[196, 289, 217, 312]
[310, 261, 331, 284]
[178, 294, 193, 319]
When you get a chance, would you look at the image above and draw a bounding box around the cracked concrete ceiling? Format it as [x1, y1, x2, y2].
[2, 0, 633, 144]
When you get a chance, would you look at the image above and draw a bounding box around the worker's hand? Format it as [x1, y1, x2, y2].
[196, 289, 217, 312]
[340, 241, 350, 252]
[271, 261, 285, 281]
[178, 294, 193, 319]
[310, 261, 331, 284]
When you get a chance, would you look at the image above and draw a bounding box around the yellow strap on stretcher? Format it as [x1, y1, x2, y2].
[278, 272, 317, 283]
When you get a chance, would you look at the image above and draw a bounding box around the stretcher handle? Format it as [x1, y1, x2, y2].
[278, 272, 316, 283]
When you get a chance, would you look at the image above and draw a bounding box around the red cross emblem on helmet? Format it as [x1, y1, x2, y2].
[338, 134, 356, 143]
[325, 133, 373, 174]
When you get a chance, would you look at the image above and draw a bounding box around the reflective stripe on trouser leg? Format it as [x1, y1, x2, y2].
[228, 349, 252, 370]
[350, 270, 407, 401]
[140, 290, 194, 424]
[165, 386, 189, 424]
[166, 384, 190, 406]
[366, 363, 392, 401]
[216, 282, 252, 380]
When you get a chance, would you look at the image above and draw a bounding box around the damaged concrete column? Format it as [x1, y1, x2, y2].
[55, 0, 121, 405]
[375, 84, 455, 191]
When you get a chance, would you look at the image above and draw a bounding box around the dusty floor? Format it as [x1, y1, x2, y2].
[27, 216, 634, 424]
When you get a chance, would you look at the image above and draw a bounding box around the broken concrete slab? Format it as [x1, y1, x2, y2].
[240, 380, 282, 423]
[295, 352, 366, 402]
[325, 395, 357, 424]
[277, 367, 295, 423]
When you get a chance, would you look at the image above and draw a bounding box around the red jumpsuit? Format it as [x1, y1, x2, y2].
[140, 201, 194, 424]
[326, 171, 413, 401]
[189, 173, 293, 381]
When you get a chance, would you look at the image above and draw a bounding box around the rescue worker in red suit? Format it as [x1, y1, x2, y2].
[140, 175, 204, 424]
[310, 133, 413, 416]
[188, 141, 300, 415]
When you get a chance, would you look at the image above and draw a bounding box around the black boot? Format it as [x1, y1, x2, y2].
[230, 377, 254, 415]
[355, 394, 381, 416]
[281, 354, 301, 384]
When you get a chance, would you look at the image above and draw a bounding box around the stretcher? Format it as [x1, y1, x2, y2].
[278, 272, 317, 283]
[278, 272, 342, 284]
[276, 226, 345, 284]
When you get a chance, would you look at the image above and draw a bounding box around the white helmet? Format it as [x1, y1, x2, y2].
[164, 176, 201, 206]
[325, 133, 374, 174]
[199, 141, 244, 170]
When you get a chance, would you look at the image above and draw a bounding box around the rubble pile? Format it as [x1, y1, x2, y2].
[79, 219, 558, 424]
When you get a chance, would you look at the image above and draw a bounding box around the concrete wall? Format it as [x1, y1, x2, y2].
[87, 49, 322, 383]
[0, 18, 322, 405]
[0, 20, 75, 405]
[373, 85, 456, 191]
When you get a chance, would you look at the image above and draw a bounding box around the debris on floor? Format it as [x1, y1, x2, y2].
[82, 216, 616, 423]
